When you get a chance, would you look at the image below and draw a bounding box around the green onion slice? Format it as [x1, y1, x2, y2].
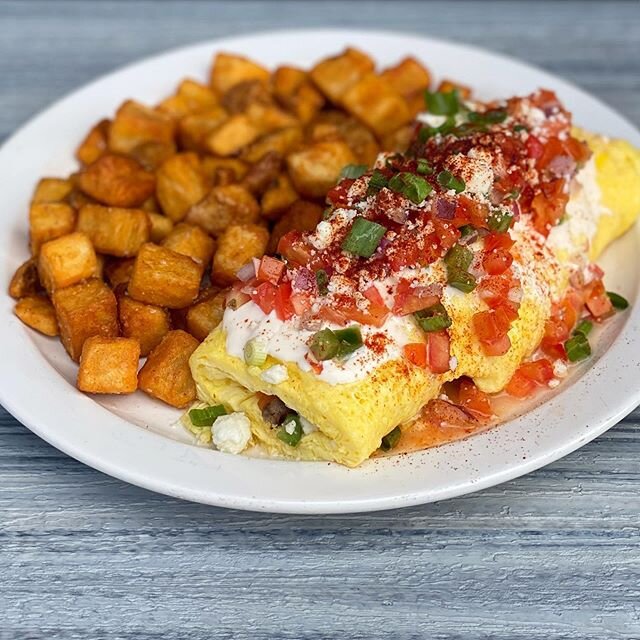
[437, 170, 465, 193]
[419, 116, 456, 142]
[487, 210, 514, 233]
[367, 170, 389, 195]
[341, 216, 387, 258]
[414, 303, 452, 332]
[565, 333, 591, 362]
[380, 426, 402, 451]
[189, 405, 227, 427]
[447, 268, 477, 293]
[459, 224, 476, 237]
[315, 269, 329, 296]
[277, 413, 303, 447]
[513, 124, 528, 132]
[574, 319, 593, 337]
[416, 158, 433, 175]
[388, 172, 432, 204]
[607, 291, 629, 310]
[339, 164, 368, 181]
[444, 244, 473, 271]
[334, 326, 364, 358]
[468, 109, 507, 125]
[424, 89, 460, 115]
[244, 339, 268, 366]
[310, 328, 340, 361]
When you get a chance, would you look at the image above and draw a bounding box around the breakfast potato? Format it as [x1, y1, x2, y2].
[221, 79, 272, 114]
[342, 74, 412, 136]
[52, 278, 119, 361]
[437, 79, 472, 99]
[272, 66, 324, 124]
[31, 177, 74, 205]
[118, 294, 170, 356]
[138, 329, 199, 408]
[380, 57, 431, 98]
[77, 153, 156, 208]
[29, 202, 76, 254]
[76, 119, 110, 166]
[127, 242, 202, 308]
[128, 141, 176, 171]
[177, 105, 228, 152]
[286, 140, 357, 198]
[206, 113, 261, 156]
[267, 200, 323, 254]
[241, 126, 303, 164]
[38, 232, 98, 293]
[158, 79, 218, 119]
[212, 223, 269, 286]
[155, 152, 210, 222]
[147, 212, 174, 243]
[14, 295, 59, 336]
[261, 173, 298, 221]
[210, 52, 270, 94]
[77, 336, 140, 394]
[108, 100, 176, 155]
[162, 223, 215, 267]
[185, 184, 260, 236]
[105, 257, 135, 288]
[186, 288, 226, 341]
[77, 204, 151, 257]
[200, 157, 248, 183]
[9, 258, 41, 299]
[241, 151, 282, 196]
[381, 124, 415, 153]
[310, 47, 375, 104]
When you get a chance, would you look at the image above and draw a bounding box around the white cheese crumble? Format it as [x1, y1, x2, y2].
[299, 415, 318, 435]
[261, 364, 289, 384]
[553, 359, 568, 378]
[449, 356, 458, 371]
[211, 412, 251, 454]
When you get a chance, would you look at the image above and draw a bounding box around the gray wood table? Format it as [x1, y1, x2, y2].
[2, 1, 639, 638]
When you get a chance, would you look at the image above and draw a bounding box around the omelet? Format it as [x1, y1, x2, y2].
[188, 90, 640, 468]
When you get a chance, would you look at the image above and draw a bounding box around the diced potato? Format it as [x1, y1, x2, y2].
[52, 279, 119, 361]
[406, 93, 426, 118]
[31, 178, 73, 204]
[118, 294, 170, 356]
[14, 295, 59, 336]
[210, 52, 270, 94]
[38, 232, 98, 293]
[272, 66, 325, 124]
[77, 153, 156, 208]
[221, 79, 272, 114]
[308, 111, 379, 166]
[185, 184, 259, 236]
[342, 74, 412, 136]
[105, 257, 135, 288]
[380, 57, 431, 98]
[245, 102, 298, 134]
[261, 173, 299, 221]
[138, 330, 199, 408]
[127, 243, 202, 308]
[186, 288, 226, 341]
[241, 126, 303, 164]
[267, 200, 323, 254]
[156, 152, 210, 222]
[380, 124, 415, 154]
[162, 223, 215, 267]
[77, 336, 140, 394]
[108, 100, 176, 155]
[437, 79, 472, 99]
[212, 223, 269, 286]
[241, 151, 282, 197]
[9, 258, 41, 299]
[76, 204, 150, 257]
[177, 105, 228, 152]
[206, 114, 261, 156]
[76, 119, 110, 166]
[29, 202, 76, 254]
[200, 157, 248, 183]
[147, 212, 174, 243]
[310, 47, 375, 104]
[66, 187, 95, 211]
[128, 141, 176, 171]
[94, 253, 106, 280]
[157, 79, 218, 119]
[286, 141, 357, 198]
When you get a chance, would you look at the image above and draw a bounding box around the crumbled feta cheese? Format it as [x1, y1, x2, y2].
[211, 412, 251, 454]
[548, 379, 560, 389]
[309, 220, 333, 249]
[553, 360, 568, 378]
[261, 364, 289, 384]
[449, 356, 458, 371]
[299, 415, 317, 435]
[283, 418, 297, 435]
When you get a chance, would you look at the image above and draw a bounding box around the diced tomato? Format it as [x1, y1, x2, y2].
[526, 135, 544, 160]
[225, 282, 251, 310]
[483, 248, 513, 275]
[484, 232, 514, 253]
[290, 292, 312, 316]
[477, 275, 512, 308]
[505, 370, 537, 398]
[404, 343, 427, 368]
[458, 379, 493, 418]
[363, 285, 388, 310]
[277, 231, 313, 266]
[426, 331, 451, 374]
[564, 136, 591, 164]
[257, 256, 286, 285]
[481, 333, 512, 356]
[537, 137, 566, 170]
[584, 279, 613, 319]
[274, 281, 295, 321]
[393, 279, 439, 315]
[326, 180, 353, 207]
[251, 281, 277, 315]
[305, 353, 324, 375]
[531, 178, 569, 235]
[454, 196, 490, 229]
[317, 305, 348, 326]
[519, 358, 554, 384]
[339, 300, 389, 327]
[540, 339, 566, 361]
[544, 291, 581, 344]
[473, 308, 512, 356]
[432, 217, 460, 251]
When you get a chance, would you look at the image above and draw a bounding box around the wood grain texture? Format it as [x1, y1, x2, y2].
[1, 1, 639, 638]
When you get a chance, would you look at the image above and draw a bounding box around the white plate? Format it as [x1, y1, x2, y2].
[1, 29, 639, 514]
